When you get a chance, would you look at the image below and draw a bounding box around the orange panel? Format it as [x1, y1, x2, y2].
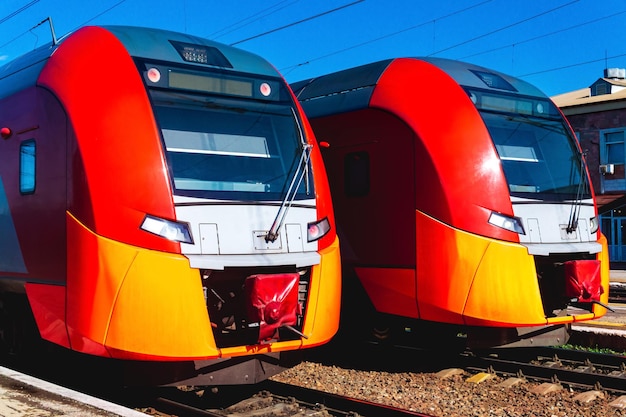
[416, 211, 489, 324]
[355, 267, 418, 318]
[66, 212, 217, 359]
[301, 236, 342, 345]
[416, 210, 548, 326]
[463, 237, 546, 326]
[593, 233, 610, 317]
[417, 210, 610, 327]
[105, 244, 217, 359]
[66, 212, 136, 354]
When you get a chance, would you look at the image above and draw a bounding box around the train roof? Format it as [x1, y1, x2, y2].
[291, 57, 547, 118]
[101, 26, 278, 76]
[0, 25, 280, 100]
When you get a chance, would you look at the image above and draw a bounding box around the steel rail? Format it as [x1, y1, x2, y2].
[461, 347, 626, 394]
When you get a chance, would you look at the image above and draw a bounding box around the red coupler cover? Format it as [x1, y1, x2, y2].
[245, 273, 300, 341]
[564, 260, 602, 302]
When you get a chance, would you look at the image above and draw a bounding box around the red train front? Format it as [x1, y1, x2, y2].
[0, 25, 340, 385]
[292, 58, 609, 349]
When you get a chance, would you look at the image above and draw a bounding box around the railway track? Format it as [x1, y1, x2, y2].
[461, 347, 626, 395]
[609, 284, 626, 304]
[136, 381, 432, 417]
[3, 338, 626, 416]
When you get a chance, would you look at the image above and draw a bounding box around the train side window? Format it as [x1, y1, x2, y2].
[344, 151, 369, 197]
[20, 140, 36, 194]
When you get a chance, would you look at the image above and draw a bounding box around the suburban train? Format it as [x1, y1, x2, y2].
[291, 57, 610, 349]
[0, 25, 341, 386]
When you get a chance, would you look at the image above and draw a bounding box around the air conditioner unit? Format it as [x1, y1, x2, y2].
[604, 68, 626, 79]
[600, 164, 615, 175]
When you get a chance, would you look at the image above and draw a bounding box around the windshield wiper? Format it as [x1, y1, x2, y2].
[566, 151, 588, 233]
[265, 110, 312, 243]
[265, 143, 312, 243]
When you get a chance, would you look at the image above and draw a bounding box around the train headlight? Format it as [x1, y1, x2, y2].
[140, 215, 193, 244]
[590, 216, 599, 234]
[307, 217, 331, 242]
[488, 212, 525, 235]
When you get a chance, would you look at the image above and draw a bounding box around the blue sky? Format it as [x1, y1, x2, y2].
[1, 0, 625, 96]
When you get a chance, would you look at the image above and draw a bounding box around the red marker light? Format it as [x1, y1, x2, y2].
[260, 82, 271, 97]
[1, 127, 11, 139]
[308, 224, 319, 239]
[147, 68, 161, 83]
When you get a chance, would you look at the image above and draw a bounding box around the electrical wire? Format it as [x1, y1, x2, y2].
[279, 0, 492, 74]
[519, 51, 626, 78]
[208, 0, 299, 40]
[427, 0, 579, 56]
[0, 0, 40, 25]
[230, 0, 365, 46]
[460, 9, 626, 61]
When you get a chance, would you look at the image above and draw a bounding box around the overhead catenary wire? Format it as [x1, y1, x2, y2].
[208, 0, 299, 40]
[0, 0, 40, 25]
[460, 9, 626, 61]
[0, 0, 126, 57]
[67, 0, 126, 33]
[230, 0, 365, 46]
[276, 0, 622, 91]
[279, 0, 492, 74]
[0, 1, 624, 94]
[427, 0, 580, 57]
[519, 51, 626, 78]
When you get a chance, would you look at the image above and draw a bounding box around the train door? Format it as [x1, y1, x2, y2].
[313, 108, 418, 324]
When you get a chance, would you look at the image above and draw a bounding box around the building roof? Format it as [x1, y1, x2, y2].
[552, 78, 626, 114]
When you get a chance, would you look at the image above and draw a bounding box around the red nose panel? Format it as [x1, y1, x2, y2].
[564, 260, 603, 302]
[245, 273, 300, 342]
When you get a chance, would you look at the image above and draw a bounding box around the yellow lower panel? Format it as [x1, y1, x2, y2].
[301, 236, 342, 345]
[416, 211, 490, 324]
[106, 249, 217, 358]
[592, 233, 610, 318]
[463, 239, 547, 326]
[416, 211, 547, 326]
[67, 213, 216, 359]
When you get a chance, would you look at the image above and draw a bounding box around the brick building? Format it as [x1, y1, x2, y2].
[552, 68, 626, 262]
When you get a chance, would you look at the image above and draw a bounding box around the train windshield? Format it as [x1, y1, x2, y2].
[469, 89, 590, 200]
[148, 86, 313, 201]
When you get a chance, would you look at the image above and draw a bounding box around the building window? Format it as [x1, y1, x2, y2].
[20, 140, 36, 194]
[604, 130, 625, 165]
[599, 129, 625, 192]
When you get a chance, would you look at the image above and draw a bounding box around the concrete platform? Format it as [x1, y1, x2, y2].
[0, 366, 146, 417]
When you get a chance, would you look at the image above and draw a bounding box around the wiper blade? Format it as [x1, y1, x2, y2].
[265, 143, 312, 243]
[566, 151, 589, 233]
[265, 108, 311, 243]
